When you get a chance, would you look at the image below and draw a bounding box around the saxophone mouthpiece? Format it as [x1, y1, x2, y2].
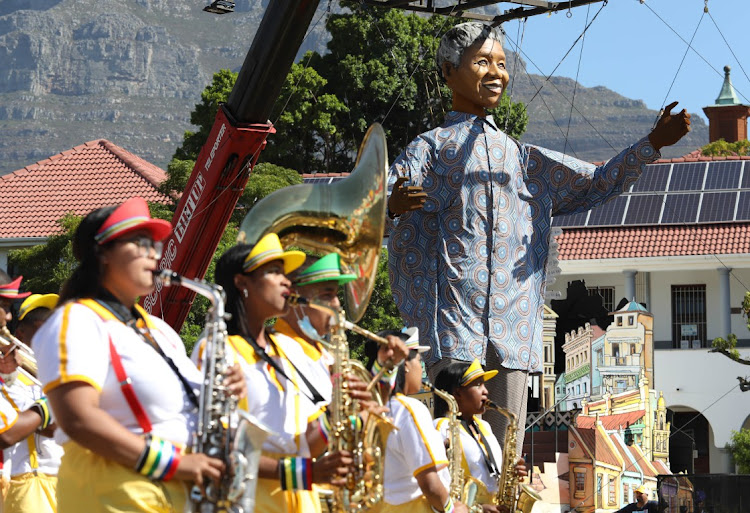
[286, 293, 308, 306]
[153, 269, 181, 286]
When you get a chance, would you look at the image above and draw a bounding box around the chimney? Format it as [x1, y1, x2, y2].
[702, 66, 750, 143]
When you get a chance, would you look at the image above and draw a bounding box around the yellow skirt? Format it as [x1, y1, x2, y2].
[57, 442, 187, 513]
[255, 477, 322, 513]
[369, 496, 433, 513]
[4, 472, 57, 513]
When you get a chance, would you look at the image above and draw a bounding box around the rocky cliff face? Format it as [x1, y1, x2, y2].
[0, 1, 706, 175]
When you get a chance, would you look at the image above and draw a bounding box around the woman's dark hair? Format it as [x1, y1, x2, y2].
[365, 329, 418, 396]
[433, 360, 472, 418]
[59, 205, 117, 303]
[215, 243, 253, 337]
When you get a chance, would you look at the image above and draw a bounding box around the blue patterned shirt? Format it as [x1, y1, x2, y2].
[387, 111, 659, 373]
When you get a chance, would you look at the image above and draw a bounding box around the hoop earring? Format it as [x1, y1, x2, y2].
[242, 289, 249, 298]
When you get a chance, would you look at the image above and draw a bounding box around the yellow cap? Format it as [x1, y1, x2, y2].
[460, 359, 498, 386]
[18, 293, 59, 321]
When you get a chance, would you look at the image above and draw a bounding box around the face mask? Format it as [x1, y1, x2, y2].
[295, 306, 325, 343]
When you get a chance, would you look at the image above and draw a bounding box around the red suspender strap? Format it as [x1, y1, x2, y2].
[108, 337, 153, 434]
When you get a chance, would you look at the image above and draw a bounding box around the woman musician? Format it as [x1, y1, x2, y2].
[34, 197, 246, 512]
[196, 235, 362, 513]
[433, 360, 527, 513]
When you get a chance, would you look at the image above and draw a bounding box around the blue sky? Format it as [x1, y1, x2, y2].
[498, 0, 748, 122]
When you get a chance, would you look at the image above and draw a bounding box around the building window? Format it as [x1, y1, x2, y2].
[623, 483, 629, 503]
[612, 343, 620, 358]
[583, 382, 587, 393]
[588, 286, 615, 312]
[597, 349, 603, 366]
[628, 315, 634, 325]
[575, 471, 586, 499]
[576, 384, 580, 395]
[608, 477, 616, 505]
[544, 346, 549, 362]
[597, 474, 603, 506]
[671, 284, 707, 348]
[630, 343, 637, 355]
[616, 316, 623, 326]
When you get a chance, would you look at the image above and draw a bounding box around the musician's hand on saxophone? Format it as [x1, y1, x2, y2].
[513, 457, 528, 480]
[173, 452, 226, 494]
[221, 361, 247, 399]
[312, 450, 355, 487]
[377, 334, 409, 371]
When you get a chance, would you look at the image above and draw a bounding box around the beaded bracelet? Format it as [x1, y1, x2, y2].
[134, 433, 182, 481]
[430, 497, 455, 513]
[30, 397, 51, 430]
[318, 413, 332, 443]
[372, 359, 398, 388]
[279, 457, 313, 491]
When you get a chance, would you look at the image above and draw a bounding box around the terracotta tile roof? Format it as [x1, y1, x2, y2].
[628, 445, 658, 477]
[610, 434, 639, 473]
[595, 426, 623, 468]
[0, 140, 169, 239]
[557, 223, 750, 260]
[577, 410, 645, 431]
[662, 151, 750, 163]
[572, 426, 622, 468]
[651, 459, 670, 475]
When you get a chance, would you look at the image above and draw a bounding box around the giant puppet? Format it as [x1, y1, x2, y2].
[386, 22, 691, 451]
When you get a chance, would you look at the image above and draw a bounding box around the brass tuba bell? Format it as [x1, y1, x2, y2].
[238, 123, 388, 322]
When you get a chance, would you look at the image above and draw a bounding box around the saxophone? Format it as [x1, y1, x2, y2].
[289, 294, 394, 513]
[484, 401, 541, 513]
[157, 270, 270, 513]
[430, 386, 465, 502]
[429, 385, 483, 512]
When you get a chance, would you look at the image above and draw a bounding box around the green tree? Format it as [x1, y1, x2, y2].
[347, 248, 404, 359]
[727, 429, 750, 473]
[313, 9, 528, 167]
[712, 291, 750, 365]
[701, 139, 750, 157]
[264, 58, 350, 173]
[8, 214, 81, 295]
[174, 69, 238, 162]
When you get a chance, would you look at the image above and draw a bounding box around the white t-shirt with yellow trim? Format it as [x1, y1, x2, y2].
[435, 416, 502, 494]
[34, 301, 201, 447]
[192, 332, 325, 457]
[382, 393, 450, 505]
[1, 373, 63, 476]
[0, 394, 18, 434]
[273, 319, 333, 405]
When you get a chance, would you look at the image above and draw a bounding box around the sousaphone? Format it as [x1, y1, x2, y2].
[238, 123, 388, 322]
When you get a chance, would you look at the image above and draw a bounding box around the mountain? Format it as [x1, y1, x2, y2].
[0, 0, 707, 176]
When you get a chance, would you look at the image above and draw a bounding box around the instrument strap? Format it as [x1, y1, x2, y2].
[88, 293, 200, 410]
[108, 337, 153, 434]
[242, 329, 325, 405]
[461, 417, 500, 477]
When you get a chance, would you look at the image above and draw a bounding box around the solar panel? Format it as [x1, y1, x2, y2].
[587, 196, 627, 226]
[737, 191, 750, 221]
[624, 194, 664, 225]
[631, 163, 670, 192]
[668, 163, 706, 191]
[742, 162, 750, 188]
[552, 211, 588, 227]
[661, 193, 700, 224]
[699, 192, 737, 222]
[704, 161, 742, 190]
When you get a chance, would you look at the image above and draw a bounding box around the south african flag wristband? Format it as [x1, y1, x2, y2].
[134, 433, 182, 481]
[279, 457, 313, 491]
